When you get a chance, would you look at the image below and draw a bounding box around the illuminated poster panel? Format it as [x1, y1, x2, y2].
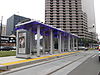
[18, 32, 26, 54]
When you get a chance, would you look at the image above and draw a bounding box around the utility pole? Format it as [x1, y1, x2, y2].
[0, 16, 3, 35]
[0, 16, 3, 46]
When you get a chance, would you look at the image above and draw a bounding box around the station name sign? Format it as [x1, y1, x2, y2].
[1, 36, 16, 43]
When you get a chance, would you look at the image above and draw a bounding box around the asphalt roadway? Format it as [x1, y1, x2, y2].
[68, 52, 100, 75]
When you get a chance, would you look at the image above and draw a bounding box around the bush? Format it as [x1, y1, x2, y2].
[0, 51, 16, 57]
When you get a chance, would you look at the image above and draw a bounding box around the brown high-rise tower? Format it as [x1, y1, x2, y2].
[45, 0, 89, 39]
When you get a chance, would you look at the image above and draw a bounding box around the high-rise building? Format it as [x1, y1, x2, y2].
[45, 0, 95, 39]
[81, 0, 96, 32]
[6, 14, 31, 36]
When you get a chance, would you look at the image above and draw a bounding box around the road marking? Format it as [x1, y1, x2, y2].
[91, 55, 96, 58]
[1, 51, 81, 66]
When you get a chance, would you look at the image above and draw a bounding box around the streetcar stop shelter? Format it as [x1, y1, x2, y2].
[15, 20, 79, 58]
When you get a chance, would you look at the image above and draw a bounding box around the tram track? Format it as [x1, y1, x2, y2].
[46, 53, 95, 75]
[0, 52, 81, 74]
[47, 55, 86, 75]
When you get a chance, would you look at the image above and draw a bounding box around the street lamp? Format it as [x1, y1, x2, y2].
[88, 25, 95, 29]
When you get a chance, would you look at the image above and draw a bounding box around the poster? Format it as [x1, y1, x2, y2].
[18, 32, 26, 54]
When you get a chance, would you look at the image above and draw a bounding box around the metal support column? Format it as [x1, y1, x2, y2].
[76, 38, 78, 50]
[16, 30, 19, 56]
[58, 32, 61, 53]
[68, 35, 70, 51]
[37, 25, 40, 56]
[64, 38, 67, 51]
[50, 29, 53, 54]
[30, 30, 34, 56]
[43, 35, 45, 54]
[72, 37, 75, 51]
[62, 37, 64, 52]
[66, 38, 68, 51]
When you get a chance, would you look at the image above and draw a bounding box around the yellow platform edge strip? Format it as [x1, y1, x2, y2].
[2, 51, 81, 66]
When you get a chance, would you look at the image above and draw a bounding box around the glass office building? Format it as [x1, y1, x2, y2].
[6, 14, 31, 35]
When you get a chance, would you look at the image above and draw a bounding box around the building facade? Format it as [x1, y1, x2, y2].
[6, 14, 31, 36]
[1, 25, 6, 36]
[45, 0, 96, 40]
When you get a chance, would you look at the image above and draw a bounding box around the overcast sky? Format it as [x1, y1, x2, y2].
[0, 0, 100, 39]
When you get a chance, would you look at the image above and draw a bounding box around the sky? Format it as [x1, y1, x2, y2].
[0, 0, 100, 39]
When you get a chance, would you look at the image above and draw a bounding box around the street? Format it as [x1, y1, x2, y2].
[1, 50, 99, 75]
[68, 52, 100, 75]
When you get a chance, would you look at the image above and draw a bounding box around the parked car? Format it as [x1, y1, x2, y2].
[11, 46, 16, 50]
[0, 46, 16, 51]
[98, 45, 100, 62]
[78, 46, 88, 51]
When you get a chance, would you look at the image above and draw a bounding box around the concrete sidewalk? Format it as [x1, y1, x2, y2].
[0, 56, 25, 64]
[0, 51, 80, 71]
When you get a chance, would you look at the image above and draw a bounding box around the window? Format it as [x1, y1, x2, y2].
[63, 26, 66, 28]
[56, 0, 59, 2]
[63, 10, 66, 12]
[63, 24, 66, 25]
[50, 21, 53, 22]
[57, 15, 59, 17]
[56, 13, 59, 15]
[56, 26, 60, 28]
[50, 2, 53, 4]
[56, 10, 59, 12]
[63, 18, 66, 20]
[76, 8, 78, 10]
[63, 0, 65, 2]
[76, 18, 78, 20]
[50, 13, 53, 14]
[63, 5, 65, 7]
[50, 10, 53, 12]
[57, 8, 59, 10]
[69, 15, 72, 17]
[63, 15, 66, 17]
[50, 18, 53, 20]
[57, 18, 59, 20]
[50, 0, 53, 1]
[75, 3, 77, 5]
[50, 15, 53, 17]
[63, 21, 66, 23]
[75, 0, 77, 2]
[69, 8, 72, 10]
[50, 5, 53, 7]
[69, 21, 72, 23]
[69, 5, 71, 7]
[56, 21, 60, 22]
[69, 10, 72, 12]
[63, 13, 66, 15]
[50, 23, 53, 25]
[56, 5, 59, 7]
[69, 18, 72, 20]
[50, 8, 53, 9]
[56, 2, 59, 4]
[57, 23, 60, 25]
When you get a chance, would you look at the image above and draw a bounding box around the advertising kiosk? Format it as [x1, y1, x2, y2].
[16, 29, 31, 58]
